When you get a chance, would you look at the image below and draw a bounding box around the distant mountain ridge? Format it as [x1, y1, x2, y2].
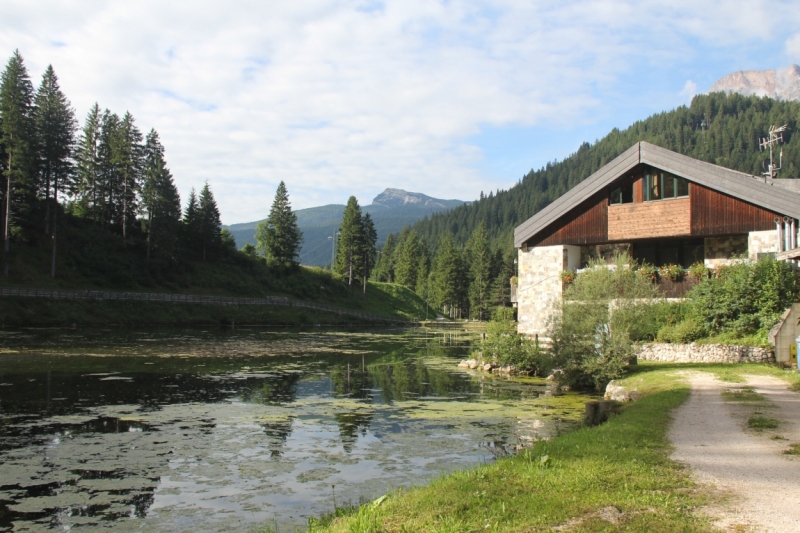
[226, 188, 465, 266]
[708, 65, 800, 101]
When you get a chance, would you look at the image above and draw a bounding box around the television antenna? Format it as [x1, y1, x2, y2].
[759, 124, 788, 181]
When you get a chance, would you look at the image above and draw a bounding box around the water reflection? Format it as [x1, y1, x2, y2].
[0, 327, 592, 532]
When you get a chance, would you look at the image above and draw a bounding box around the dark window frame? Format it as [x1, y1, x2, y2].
[609, 178, 634, 205]
[644, 168, 690, 202]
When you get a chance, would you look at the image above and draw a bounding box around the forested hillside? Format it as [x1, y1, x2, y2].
[374, 93, 800, 319]
[410, 92, 800, 251]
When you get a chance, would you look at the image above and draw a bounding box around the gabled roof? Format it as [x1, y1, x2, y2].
[514, 141, 800, 248]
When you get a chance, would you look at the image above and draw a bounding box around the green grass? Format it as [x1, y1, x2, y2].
[721, 387, 766, 402]
[783, 443, 800, 455]
[747, 416, 780, 430]
[0, 216, 429, 323]
[260, 364, 717, 533]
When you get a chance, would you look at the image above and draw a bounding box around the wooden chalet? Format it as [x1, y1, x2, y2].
[513, 141, 800, 338]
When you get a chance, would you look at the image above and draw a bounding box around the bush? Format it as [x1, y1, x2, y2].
[551, 254, 659, 391]
[658, 264, 684, 282]
[688, 256, 798, 337]
[657, 318, 706, 344]
[482, 318, 546, 373]
[688, 261, 708, 280]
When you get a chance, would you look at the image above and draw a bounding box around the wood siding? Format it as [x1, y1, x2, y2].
[633, 176, 643, 203]
[691, 184, 779, 236]
[528, 192, 608, 247]
[608, 197, 691, 240]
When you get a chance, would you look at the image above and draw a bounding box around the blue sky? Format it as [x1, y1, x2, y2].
[2, 1, 800, 223]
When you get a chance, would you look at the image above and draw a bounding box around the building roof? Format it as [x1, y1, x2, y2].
[514, 141, 800, 248]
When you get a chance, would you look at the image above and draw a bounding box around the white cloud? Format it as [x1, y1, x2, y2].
[787, 33, 800, 62]
[680, 80, 698, 100]
[0, 1, 798, 223]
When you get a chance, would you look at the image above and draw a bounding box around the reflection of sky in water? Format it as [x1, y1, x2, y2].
[0, 328, 592, 532]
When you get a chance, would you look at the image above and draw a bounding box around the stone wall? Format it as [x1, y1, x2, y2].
[704, 235, 747, 268]
[517, 244, 578, 337]
[636, 343, 774, 364]
[748, 229, 780, 259]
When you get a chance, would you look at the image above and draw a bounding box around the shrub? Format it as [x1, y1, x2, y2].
[551, 254, 659, 391]
[482, 318, 546, 373]
[561, 270, 575, 286]
[688, 256, 798, 337]
[657, 318, 706, 343]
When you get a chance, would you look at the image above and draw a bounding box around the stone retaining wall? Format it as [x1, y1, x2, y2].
[636, 343, 774, 364]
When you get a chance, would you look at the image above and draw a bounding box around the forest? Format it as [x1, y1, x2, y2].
[373, 92, 800, 318]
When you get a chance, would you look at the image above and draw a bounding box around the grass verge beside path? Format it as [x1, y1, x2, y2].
[268, 364, 721, 533]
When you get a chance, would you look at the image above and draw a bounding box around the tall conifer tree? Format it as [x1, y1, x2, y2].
[360, 212, 377, 295]
[142, 129, 181, 262]
[33, 65, 76, 277]
[198, 182, 221, 261]
[255, 181, 303, 266]
[336, 196, 363, 287]
[467, 221, 492, 320]
[74, 103, 102, 222]
[0, 50, 35, 275]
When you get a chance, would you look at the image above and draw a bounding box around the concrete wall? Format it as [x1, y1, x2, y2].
[637, 343, 774, 364]
[748, 229, 781, 259]
[770, 303, 800, 364]
[517, 244, 579, 337]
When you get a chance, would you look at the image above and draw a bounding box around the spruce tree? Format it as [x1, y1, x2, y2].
[198, 181, 221, 261]
[394, 229, 421, 289]
[336, 196, 364, 287]
[255, 181, 303, 266]
[114, 111, 143, 245]
[0, 50, 35, 275]
[74, 103, 102, 221]
[374, 233, 396, 282]
[431, 232, 466, 319]
[142, 129, 181, 262]
[360, 212, 377, 295]
[33, 65, 76, 277]
[182, 188, 200, 255]
[467, 221, 492, 320]
[96, 110, 120, 229]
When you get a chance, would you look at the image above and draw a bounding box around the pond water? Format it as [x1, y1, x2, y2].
[0, 327, 593, 532]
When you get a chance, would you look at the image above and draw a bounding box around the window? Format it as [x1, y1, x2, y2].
[609, 181, 633, 205]
[644, 168, 689, 201]
[633, 239, 704, 268]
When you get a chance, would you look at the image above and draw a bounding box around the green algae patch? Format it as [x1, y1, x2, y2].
[300, 365, 719, 533]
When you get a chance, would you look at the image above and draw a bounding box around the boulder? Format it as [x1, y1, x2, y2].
[604, 380, 640, 402]
[483, 363, 493, 372]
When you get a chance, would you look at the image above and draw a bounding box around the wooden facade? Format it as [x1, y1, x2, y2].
[523, 168, 783, 247]
[530, 192, 608, 247]
[608, 197, 690, 240]
[691, 183, 778, 236]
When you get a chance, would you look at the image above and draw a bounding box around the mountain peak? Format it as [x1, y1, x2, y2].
[708, 65, 800, 102]
[371, 188, 461, 209]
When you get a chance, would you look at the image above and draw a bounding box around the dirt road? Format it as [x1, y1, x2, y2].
[669, 373, 800, 532]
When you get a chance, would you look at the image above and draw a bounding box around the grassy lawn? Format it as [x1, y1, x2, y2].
[261, 362, 799, 533]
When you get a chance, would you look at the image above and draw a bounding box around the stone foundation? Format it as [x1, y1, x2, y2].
[704, 235, 747, 268]
[517, 244, 580, 337]
[748, 229, 780, 259]
[636, 343, 774, 364]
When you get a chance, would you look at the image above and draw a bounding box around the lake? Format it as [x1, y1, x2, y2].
[0, 327, 592, 532]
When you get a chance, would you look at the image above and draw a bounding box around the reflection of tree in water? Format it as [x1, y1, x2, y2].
[240, 373, 301, 405]
[331, 362, 371, 400]
[260, 417, 295, 457]
[334, 411, 373, 453]
[367, 358, 478, 403]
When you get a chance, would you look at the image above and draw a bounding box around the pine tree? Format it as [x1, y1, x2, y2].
[114, 112, 143, 245]
[0, 50, 35, 276]
[431, 232, 466, 319]
[141, 129, 181, 262]
[74, 103, 102, 221]
[182, 188, 200, 255]
[198, 181, 221, 261]
[255, 181, 303, 266]
[374, 233, 396, 282]
[395, 229, 421, 289]
[33, 65, 76, 277]
[467, 221, 492, 320]
[360, 212, 377, 295]
[96, 110, 120, 229]
[336, 196, 364, 287]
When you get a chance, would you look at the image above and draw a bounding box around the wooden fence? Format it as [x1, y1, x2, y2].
[0, 287, 411, 324]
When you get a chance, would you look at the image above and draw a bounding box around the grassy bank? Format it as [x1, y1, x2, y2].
[0, 297, 397, 327]
[275, 363, 797, 533]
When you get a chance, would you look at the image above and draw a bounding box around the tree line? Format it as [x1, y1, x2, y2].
[403, 92, 800, 252]
[0, 50, 228, 278]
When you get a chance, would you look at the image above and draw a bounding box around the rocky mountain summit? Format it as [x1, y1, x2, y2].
[708, 65, 800, 101]
[371, 188, 463, 209]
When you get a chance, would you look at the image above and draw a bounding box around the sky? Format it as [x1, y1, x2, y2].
[2, 1, 800, 224]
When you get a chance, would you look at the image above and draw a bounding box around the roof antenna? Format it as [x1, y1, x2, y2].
[759, 124, 788, 182]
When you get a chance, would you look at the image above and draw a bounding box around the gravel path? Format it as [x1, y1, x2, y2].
[669, 373, 800, 532]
